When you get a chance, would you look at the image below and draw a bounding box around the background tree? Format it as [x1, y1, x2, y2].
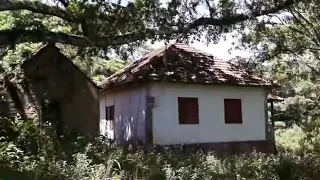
[231, 0, 320, 146]
[0, 0, 298, 48]
[0, 0, 301, 82]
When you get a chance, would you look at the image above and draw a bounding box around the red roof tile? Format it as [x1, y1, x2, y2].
[99, 43, 272, 90]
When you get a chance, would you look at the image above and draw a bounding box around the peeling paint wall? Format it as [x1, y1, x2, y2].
[99, 86, 147, 144]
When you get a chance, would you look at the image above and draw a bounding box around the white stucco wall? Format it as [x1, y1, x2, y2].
[150, 82, 267, 145]
[99, 98, 107, 135]
[99, 93, 115, 139]
[99, 87, 147, 143]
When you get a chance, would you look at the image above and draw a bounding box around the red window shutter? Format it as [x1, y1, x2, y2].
[224, 99, 242, 124]
[178, 97, 199, 124]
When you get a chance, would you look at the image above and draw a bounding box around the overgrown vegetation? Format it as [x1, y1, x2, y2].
[2, 0, 320, 179]
[1, 116, 320, 180]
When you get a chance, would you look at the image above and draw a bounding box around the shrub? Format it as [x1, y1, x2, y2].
[0, 117, 18, 142]
[275, 124, 306, 154]
[3, 118, 320, 179]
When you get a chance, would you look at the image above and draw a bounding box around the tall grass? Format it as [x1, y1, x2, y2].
[1, 117, 320, 179]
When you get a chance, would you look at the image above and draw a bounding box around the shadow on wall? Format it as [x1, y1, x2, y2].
[117, 115, 133, 143]
[1, 73, 41, 120]
[9, 45, 101, 137]
[109, 88, 147, 146]
[116, 115, 146, 147]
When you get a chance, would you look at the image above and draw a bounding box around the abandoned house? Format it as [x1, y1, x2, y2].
[3, 44, 100, 137]
[99, 43, 278, 153]
[1, 43, 280, 153]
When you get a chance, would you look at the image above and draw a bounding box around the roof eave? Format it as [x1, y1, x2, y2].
[99, 80, 276, 93]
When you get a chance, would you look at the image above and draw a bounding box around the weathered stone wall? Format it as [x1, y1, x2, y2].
[2, 45, 100, 137]
[1, 73, 39, 120]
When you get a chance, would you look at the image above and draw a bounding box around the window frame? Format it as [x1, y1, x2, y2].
[224, 98, 243, 124]
[178, 97, 199, 125]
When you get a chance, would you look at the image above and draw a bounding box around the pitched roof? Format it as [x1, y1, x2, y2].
[99, 43, 273, 90]
[21, 44, 100, 90]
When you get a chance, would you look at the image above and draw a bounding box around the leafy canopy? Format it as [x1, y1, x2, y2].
[235, 0, 320, 136]
[0, 0, 297, 48]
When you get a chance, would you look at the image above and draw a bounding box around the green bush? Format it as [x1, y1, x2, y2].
[275, 124, 306, 154]
[2, 118, 320, 179]
[0, 117, 18, 142]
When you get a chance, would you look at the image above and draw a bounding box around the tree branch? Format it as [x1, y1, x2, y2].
[0, 28, 171, 47]
[0, 0, 298, 47]
[0, 0, 122, 24]
[0, 0, 79, 22]
[186, 0, 297, 30]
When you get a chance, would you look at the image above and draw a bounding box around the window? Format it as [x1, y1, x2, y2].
[224, 99, 242, 124]
[106, 105, 114, 120]
[178, 97, 199, 124]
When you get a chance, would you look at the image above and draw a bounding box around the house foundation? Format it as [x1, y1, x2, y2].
[151, 140, 275, 156]
[197, 140, 275, 155]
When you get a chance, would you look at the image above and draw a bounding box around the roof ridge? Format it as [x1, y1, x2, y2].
[22, 43, 58, 66]
[21, 44, 100, 90]
[99, 43, 273, 91]
[171, 44, 214, 56]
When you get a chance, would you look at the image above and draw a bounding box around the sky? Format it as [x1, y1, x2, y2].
[149, 35, 250, 60]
